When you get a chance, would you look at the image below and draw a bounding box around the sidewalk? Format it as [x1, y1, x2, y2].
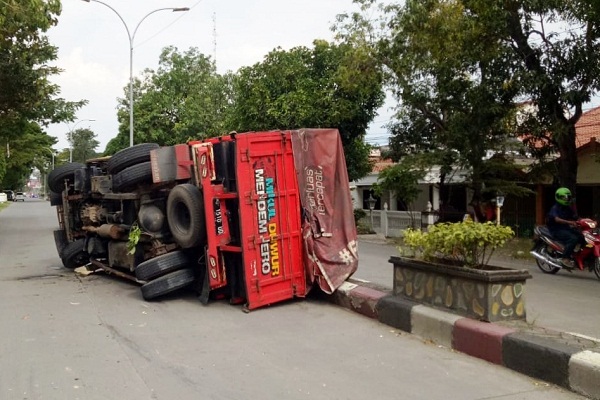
[329, 235, 600, 399]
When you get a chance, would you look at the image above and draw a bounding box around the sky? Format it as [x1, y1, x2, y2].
[45, 0, 394, 153]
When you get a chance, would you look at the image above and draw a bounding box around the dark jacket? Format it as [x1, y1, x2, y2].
[547, 203, 578, 232]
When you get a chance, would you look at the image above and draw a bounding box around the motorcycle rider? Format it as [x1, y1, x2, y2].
[547, 187, 585, 268]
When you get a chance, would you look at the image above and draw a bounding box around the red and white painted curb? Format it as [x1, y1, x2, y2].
[330, 280, 600, 400]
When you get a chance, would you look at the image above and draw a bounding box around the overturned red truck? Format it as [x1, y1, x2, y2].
[49, 129, 358, 310]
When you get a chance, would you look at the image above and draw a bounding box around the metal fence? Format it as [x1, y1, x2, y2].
[361, 208, 534, 238]
[360, 209, 425, 237]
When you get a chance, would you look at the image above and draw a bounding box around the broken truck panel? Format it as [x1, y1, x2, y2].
[291, 129, 359, 294]
[51, 129, 357, 309]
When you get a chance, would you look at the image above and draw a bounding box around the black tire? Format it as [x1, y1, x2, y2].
[593, 257, 600, 280]
[61, 239, 89, 269]
[112, 162, 153, 192]
[166, 184, 206, 249]
[53, 229, 68, 257]
[49, 191, 62, 206]
[534, 243, 561, 274]
[48, 163, 85, 193]
[107, 143, 159, 174]
[135, 250, 190, 281]
[140, 269, 195, 300]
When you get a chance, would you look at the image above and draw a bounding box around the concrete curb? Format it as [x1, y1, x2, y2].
[330, 280, 600, 400]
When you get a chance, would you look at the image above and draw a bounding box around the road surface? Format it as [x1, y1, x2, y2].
[0, 200, 585, 399]
[355, 235, 600, 340]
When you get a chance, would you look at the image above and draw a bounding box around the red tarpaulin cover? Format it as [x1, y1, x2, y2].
[291, 129, 358, 294]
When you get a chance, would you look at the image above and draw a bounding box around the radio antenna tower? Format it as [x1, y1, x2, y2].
[212, 12, 217, 67]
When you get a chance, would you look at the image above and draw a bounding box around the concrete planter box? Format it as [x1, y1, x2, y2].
[390, 256, 532, 322]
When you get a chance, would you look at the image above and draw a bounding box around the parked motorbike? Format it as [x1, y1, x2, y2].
[530, 218, 600, 279]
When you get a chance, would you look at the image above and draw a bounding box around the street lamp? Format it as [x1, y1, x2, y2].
[39, 147, 56, 198]
[67, 119, 95, 162]
[43, 147, 56, 170]
[367, 195, 377, 232]
[82, 0, 190, 148]
[495, 193, 505, 226]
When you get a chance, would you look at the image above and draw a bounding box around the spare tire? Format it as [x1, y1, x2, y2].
[48, 163, 85, 193]
[107, 143, 159, 174]
[166, 184, 206, 249]
[112, 162, 153, 192]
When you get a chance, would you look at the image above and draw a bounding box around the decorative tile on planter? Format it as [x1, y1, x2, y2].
[390, 256, 532, 322]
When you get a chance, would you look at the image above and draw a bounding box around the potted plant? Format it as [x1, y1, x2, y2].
[391, 220, 531, 322]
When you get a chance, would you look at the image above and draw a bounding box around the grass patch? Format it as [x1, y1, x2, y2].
[0, 202, 10, 213]
[495, 237, 533, 260]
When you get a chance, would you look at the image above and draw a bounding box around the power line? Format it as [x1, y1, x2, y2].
[136, 0, 204, 49]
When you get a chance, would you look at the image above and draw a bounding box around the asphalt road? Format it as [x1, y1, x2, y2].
[355, 236, 600, 340]
[0, 200, 586, 399]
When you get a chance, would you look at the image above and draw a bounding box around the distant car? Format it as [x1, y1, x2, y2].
[3, 190, 14, 201]
[13, 192, 26, 202]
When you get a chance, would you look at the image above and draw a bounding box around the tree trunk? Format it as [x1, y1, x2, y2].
[556, 123, 578, 196]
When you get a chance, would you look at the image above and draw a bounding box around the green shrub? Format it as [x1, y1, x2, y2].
[353, 208, 367, 224]
[354, 208, 374, 233]
[402, 221, 514, 268]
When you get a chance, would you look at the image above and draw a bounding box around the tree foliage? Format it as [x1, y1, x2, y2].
[106, 47, 233, 154]
[108, 41, 386, 181]
[338, 0, 526, 210]
[342, 0, 600, 195]
[0, 122, 55, 189]
[0, 0, 85, 185]
[373, 155, 427, 210]
[489, 0, 600, 192]
[229, 40, 385, 181]
[70, 128, 99, 163]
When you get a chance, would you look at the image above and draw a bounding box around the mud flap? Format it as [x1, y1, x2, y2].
[197, 268, 210, 305]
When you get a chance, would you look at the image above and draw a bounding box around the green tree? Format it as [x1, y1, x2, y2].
[487, 0, 600, 193]
[0, 0, 85, 183]
[229, 40, 384, 181]
[70, 128, 99, 163]
[343, 0, 600, 194]
[106, 47, 233, 154]
[339, 0, 523, 209]
[1, 122, 55, 189]
[373, 156, 425, 213]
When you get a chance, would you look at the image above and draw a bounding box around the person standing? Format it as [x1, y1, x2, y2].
[546, 187, 585, 267]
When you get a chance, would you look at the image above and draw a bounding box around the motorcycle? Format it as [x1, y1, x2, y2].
[530, 218, 600, 279]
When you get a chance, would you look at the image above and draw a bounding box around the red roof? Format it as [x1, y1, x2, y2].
[576, 106, 600, 148]
[372, 159, 394, 173]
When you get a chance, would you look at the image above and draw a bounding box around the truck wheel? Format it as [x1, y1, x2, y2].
[140, 269, 195, 300]
[48, 163, 85, 193]
[49, 191, 62, 206]
[135, 250, 190, 281]
[112, 162, 153, 192]
[53, 229, 68, 257]
[107, 143, 159, 174]
[167, 184, 206, 249]
[61, 239, 89, 269]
